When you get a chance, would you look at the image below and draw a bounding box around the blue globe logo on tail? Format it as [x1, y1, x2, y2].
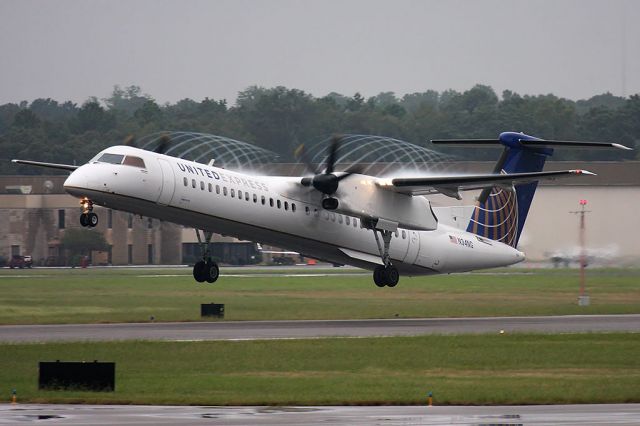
[467, 180, 519, 248]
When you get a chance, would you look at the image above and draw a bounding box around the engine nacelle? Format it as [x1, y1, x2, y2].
[334, 176, 437, 231]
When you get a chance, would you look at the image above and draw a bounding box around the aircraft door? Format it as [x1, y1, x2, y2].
[402, 230, 420, 264]
[416, 232, 443, 270]
[157, 159, 175, 205]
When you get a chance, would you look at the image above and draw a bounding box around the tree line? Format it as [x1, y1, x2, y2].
[1, 84, 638, 174]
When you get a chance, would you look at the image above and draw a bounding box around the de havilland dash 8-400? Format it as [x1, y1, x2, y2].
[12, 132, 630, 287]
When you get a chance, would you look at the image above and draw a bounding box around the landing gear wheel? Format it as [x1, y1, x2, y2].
[384, 266, 399, 287]
[373, 265, 386, 287]
[205, 259, 219, 284]
[87, 212, 98, 227]
[79, 213, 89, 227]
[193, 260, 207, 283]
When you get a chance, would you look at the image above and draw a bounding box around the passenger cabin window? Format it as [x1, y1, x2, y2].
[123, 156, 146, 168]
[97, 153, 124, 164]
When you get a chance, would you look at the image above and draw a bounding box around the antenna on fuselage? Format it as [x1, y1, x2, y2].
[207, 159, 216, 166]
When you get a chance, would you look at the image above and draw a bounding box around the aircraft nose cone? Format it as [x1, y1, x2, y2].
[63, 169, 88, 196]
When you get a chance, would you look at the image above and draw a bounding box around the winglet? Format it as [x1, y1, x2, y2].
[612, 143, 633, 151]
[572, 169, 597, 176]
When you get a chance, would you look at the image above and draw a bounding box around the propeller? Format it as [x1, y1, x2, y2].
[297, 135, 362, 209]
[123, 135, 137, 147]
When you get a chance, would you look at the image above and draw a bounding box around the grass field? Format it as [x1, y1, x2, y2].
[0, 267, 639, 324]
[3, 333, 639, 406]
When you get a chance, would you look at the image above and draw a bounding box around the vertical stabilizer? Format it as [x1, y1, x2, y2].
[465, 132, 552, 247]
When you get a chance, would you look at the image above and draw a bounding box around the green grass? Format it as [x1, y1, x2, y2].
[3, 333, 639, 405]
[1, 267, 639, 324]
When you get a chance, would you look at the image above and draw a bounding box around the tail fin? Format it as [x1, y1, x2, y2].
[468, 132, 549, 247]
[432, 132, 631, 248]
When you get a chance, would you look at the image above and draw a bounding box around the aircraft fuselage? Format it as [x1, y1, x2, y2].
[63, 146, 525, 276]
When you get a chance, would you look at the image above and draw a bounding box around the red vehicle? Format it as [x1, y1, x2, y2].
[9, 255, 33, 269]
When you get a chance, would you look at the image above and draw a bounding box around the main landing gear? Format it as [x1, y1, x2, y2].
[371, 227, 400, 288]
[79, 197, 98, 227]
[193, 229, 219, 284]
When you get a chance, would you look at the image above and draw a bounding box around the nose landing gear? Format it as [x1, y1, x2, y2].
[79, 197, 98, 227]
[193, 229, 219, 283]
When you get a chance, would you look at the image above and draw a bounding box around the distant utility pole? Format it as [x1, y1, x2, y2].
[570, 200, 591, 306]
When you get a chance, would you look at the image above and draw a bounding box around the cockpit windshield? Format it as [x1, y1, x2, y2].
[123, 156, 146, 168]
[95, 153, 146, 169]
[96, 153, 125, 164]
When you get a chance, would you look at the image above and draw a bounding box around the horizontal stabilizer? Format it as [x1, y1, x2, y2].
[518, 140, 632, 150]
[432, 136, 632, 150]
[11, 159, 78, 171]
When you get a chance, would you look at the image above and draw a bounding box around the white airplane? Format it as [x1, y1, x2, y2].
[12, 132, 630, 287]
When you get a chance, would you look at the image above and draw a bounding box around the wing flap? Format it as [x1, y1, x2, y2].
[339, 248, 384, 265]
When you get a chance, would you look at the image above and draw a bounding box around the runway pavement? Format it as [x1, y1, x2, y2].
[1, 314, 638, 343]
[2, 403, 640, 425]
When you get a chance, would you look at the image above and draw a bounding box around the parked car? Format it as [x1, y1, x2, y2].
[9, 255, 33, 269]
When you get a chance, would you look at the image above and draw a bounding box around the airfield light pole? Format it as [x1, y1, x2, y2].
[570, 199, 591, 306]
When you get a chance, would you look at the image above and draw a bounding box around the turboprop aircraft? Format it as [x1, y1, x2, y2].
[12, 132, 630, 287]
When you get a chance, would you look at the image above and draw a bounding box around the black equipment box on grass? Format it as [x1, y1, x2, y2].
[39, 361, 115, 391]
[201, 303, 225, 318]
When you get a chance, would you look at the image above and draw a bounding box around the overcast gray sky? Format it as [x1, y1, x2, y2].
[1, 0, 638, 106]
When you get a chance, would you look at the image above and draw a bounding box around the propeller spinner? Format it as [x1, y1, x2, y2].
[297, 135, 360, 210]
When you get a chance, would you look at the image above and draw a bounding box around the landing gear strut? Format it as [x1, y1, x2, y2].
[371, 227, 400, 287]
[193, 229, 219, 284]
[79, 197, 98, 228]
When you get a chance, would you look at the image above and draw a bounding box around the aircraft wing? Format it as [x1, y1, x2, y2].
[11, 159, 78, 171]
[380, 169, 595, 198]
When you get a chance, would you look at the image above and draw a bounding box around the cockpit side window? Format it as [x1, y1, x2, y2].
[123, 156, 146, 168]
[96, 153, 125, 164]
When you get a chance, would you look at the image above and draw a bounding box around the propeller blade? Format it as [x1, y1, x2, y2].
[294, 144, 319, 175]
[154, 135, 171, 154]
[325, 135, 342, 174]
[123, 135, 137, 147]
